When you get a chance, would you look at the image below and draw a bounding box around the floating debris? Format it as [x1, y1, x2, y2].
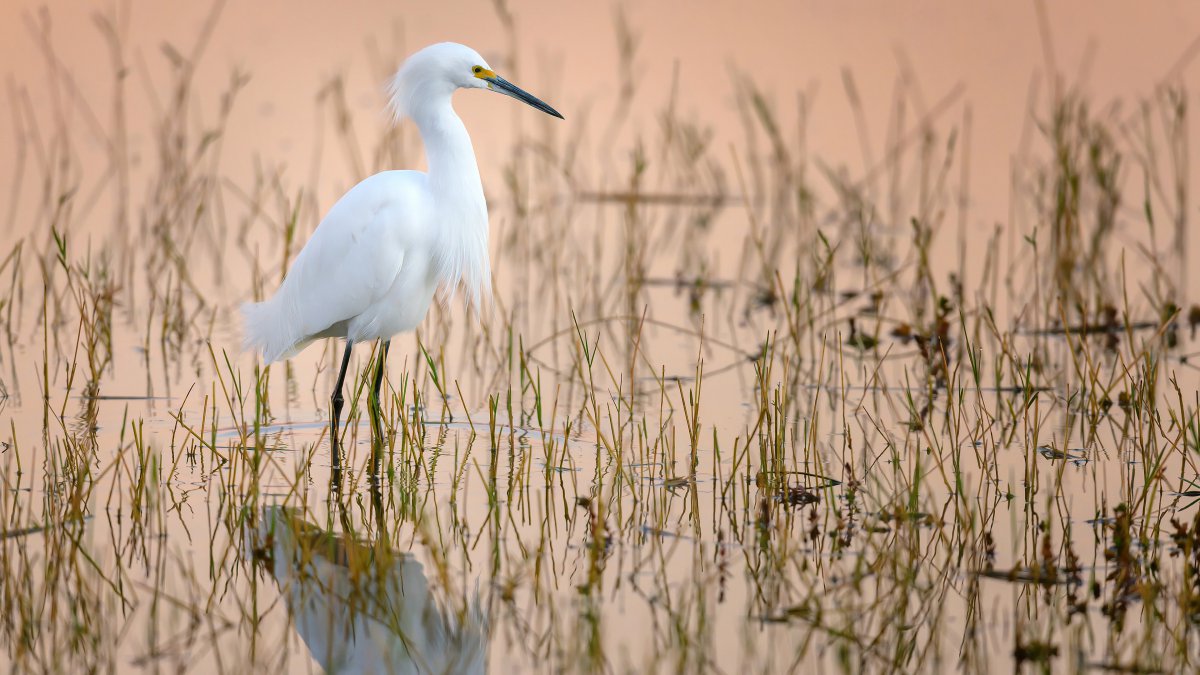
[1036, 446, 1089, 465]
[975, 565, 1081, 587]
[754, 470, 842, 489]
[1013, 639, 1058, 664]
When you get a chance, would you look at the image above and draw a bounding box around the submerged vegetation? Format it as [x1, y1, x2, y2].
[3, 2, 1200, 673]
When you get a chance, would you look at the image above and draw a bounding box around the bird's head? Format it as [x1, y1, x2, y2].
[389, 42, 563, 121]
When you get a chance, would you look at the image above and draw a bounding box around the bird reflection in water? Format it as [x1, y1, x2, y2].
[254, 505, 486, 674]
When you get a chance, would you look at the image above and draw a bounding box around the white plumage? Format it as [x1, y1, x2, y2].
[242, 171, 432, 363]
[240, 42, 561, 469]
[242, 42, 562, 364]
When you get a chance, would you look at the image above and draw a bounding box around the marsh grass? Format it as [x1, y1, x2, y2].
[3, 2, 1200, 673]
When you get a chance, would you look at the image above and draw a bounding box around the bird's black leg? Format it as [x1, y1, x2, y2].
[371, 339, 391, 408]
[369, 339, 391, 477]
[330, 340, 354, 488]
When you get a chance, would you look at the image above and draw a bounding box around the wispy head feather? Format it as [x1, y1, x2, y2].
[387, 42, 489, 123]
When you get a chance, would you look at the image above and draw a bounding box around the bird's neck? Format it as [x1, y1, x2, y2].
[411, 97, 491, 307]
[413, 101, 484, 203]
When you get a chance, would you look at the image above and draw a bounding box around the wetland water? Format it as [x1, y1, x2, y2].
[4, 1, 1200, 672]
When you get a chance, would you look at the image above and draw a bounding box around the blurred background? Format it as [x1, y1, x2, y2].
[5, 1, 1200, 249]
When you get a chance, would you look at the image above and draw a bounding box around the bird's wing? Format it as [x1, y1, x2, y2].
[279, 171, 428, 342]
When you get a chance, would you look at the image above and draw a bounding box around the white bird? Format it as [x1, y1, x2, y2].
[241, 43, 562, 473]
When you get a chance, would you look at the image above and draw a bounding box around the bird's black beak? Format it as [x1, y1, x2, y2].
[484, 75, 564, 119]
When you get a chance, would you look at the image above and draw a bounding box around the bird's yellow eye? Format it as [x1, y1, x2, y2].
[472, 66, 483, 74]
[472, 65, 496, 80]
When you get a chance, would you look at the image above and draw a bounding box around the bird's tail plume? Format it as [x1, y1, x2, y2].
[241, 298, 303, 364]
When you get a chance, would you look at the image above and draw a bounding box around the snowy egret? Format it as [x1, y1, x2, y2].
[242, 42, 562, 473]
